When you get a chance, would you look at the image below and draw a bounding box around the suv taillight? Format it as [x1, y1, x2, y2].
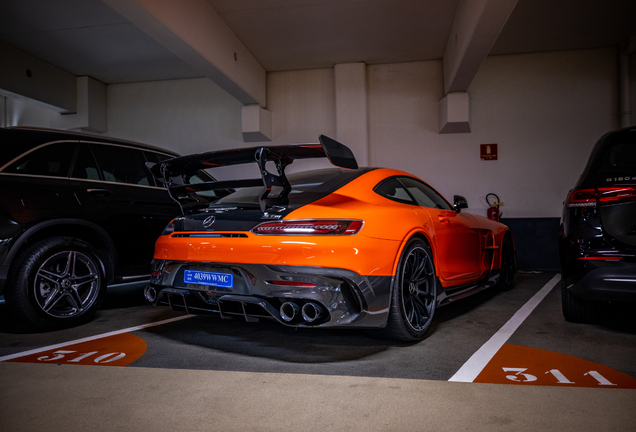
[252, 220, 363, 235]
[566, 189, 597, 208]
[597, 186, 636, 203]
[566, 187, 636, 208]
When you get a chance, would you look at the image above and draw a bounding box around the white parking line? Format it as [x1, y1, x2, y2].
[448, 274, 561, 383]
[0, 314, 194, 362]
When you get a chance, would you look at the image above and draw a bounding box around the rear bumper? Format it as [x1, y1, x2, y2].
[148, 259, 393, 328]
[564, 263, 636, 302]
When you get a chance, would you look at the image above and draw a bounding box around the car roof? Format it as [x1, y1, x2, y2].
[0, 127, 179, 156]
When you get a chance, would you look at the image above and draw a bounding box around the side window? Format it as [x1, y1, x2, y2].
[374, 177, 415, 204]
[90, 144, 153, 186]
[2, 142, 76, 177]
[72, 145, 101, 180]
[399, 177, 452, 210]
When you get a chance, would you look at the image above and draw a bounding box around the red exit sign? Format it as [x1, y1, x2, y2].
[480, 144, 497, 160]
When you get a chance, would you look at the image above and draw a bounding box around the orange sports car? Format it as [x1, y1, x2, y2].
[145, 136, 515, 341]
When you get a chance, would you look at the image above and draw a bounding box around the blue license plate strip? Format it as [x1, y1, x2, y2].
[184, 269, 233, 289]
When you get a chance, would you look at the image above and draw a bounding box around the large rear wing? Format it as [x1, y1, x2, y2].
[147, 135, 358, 213]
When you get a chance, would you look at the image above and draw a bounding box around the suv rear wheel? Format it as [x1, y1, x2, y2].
[561, 281, 597, 324]
[6, 236, 106, 330]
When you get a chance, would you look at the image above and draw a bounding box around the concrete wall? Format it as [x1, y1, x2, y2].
[2, 47, 623, 219]
[369, 48, 618, 218]
[106, 77, 244, 156]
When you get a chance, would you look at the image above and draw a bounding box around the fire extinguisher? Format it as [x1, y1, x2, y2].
[486, 193, 503, 221]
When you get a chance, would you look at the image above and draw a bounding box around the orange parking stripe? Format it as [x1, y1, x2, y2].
[474, 343, 636, 389]
[5, 333, 146, 367]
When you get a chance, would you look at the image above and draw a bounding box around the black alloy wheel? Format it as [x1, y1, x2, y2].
[383, 238, 437, 342]
[498, 234, 515, 291]
[6, 236, 106, 330]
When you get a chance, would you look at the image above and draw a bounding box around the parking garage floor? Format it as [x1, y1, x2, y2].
[1, 272, 635, 431]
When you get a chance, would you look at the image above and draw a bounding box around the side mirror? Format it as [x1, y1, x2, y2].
[454, 195, 468, 212]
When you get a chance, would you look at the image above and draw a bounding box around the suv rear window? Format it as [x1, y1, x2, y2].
[600, 141, 636, 171]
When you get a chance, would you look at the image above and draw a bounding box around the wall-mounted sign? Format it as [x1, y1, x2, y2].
[481, 144, 498, 160]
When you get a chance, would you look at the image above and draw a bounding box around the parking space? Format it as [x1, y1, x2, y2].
[1, 273, 635, 389]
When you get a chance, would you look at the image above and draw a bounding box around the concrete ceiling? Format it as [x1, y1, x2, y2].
[0, 0, 634, 86]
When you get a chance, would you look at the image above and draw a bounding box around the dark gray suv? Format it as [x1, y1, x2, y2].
[0, 127, 186, 330]
[559, 126, 636, 322]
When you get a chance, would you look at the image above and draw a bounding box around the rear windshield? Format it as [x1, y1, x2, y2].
[214, 168, 372, 207]
[599, 131, 636, 171]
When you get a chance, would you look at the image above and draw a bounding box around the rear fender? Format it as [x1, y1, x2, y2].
[392, 229, 437, 278]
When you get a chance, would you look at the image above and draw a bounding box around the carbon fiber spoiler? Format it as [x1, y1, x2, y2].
[147, 135, 358, 213]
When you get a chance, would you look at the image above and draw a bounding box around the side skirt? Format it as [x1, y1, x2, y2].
[437, 270, 500, 307]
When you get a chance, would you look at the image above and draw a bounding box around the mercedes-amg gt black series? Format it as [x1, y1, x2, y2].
[145, 136, 515, 342]
[559, 126, 636, 322]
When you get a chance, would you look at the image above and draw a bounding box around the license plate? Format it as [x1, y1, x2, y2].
[184, 270, 233, 289]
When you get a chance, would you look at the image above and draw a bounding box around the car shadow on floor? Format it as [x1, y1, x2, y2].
[100, 282, 150, 310]
[594, 303, 636, 334]
[143, 314, 406, 363]
[0, 304, 40, 335]
[133, 282, 512, 364]
[138, 287, 510, 364]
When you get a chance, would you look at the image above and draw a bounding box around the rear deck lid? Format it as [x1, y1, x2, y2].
[593, 129, 636, 247]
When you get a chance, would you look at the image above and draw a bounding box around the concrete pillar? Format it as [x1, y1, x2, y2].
[242, 104, 272, 142]
[50, 76, 107, 133]
[439, 92, 471, 134]
[103, 0, 266, 106]
[335, 63, 368, 167]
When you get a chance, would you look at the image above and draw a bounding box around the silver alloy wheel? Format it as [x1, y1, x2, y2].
[399, 245, 436, 332]
[33, 250, 101, 319]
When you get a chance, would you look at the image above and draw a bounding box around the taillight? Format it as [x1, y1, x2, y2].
[566, 186, 636, 208]
[597, 186, 636, 203]
[252, 220, 363, 235]
[566, 188, 596, 208]
[161, 220, 175, 236]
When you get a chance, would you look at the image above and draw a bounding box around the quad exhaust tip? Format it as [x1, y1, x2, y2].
[280, 302, 301, 322]
[280, 301, 325, 323]
[144, 286, 157, 303]
[301, 302, 324, 323]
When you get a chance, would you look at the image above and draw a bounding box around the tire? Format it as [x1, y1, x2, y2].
[498, 234, 515, 291]
[5, 236, 106, 330]
[561, 281, 597, 323]
[382, 238, 437, 342]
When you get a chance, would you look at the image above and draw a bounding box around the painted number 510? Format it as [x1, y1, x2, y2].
[37, 350, 126, 364]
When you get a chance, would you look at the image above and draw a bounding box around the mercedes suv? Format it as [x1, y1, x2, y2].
[559, 126, 636, 322]
[0, 127, 214, 330]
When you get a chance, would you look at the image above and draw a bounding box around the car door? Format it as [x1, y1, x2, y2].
[399, 177, 482, 282]
[69, 142, 178, 279]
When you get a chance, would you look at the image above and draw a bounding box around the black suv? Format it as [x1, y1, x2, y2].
[0, 127, 185, 330]
[559, 126, 636, 322]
